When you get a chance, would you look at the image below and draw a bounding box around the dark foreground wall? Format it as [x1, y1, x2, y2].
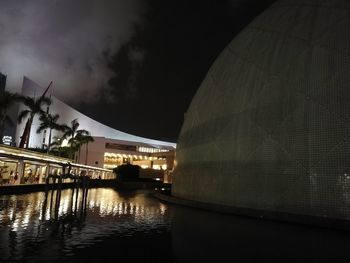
[173, 0, 350, 221]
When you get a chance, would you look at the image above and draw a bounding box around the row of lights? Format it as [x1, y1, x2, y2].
[104, 153, 162, 161]
[137, 147, 169, 153]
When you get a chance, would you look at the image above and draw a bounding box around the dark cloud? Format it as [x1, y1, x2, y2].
[0, 0, 146, 102]
[228, 0, 246, 6]
[126, 46, 146, 99]
[1, 0, 277, 141]
[78, 0, 277, 142]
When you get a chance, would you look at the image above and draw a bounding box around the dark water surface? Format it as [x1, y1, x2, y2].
[1, 188, 350, 262]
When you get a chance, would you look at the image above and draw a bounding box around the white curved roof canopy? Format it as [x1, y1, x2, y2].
[16, 77, 176, 149]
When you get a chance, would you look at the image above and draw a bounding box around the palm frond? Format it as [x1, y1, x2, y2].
[51, 114, 59, 123]
[36, 122, 47, 133]
[53, 123, 66, 132]
[38, 113, 47, 122]
[76, 129, 90, 136]
[38, 96, 52, 106]
[20, 96, 35, 108]
[71, 119, 79, 132]
[17, 110, 30, 123]
[74, 133, 94, 145]
[61, 124, 72, 139]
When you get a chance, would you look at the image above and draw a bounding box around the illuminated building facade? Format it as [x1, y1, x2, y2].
[0, 144, 114, 186]
[15, 77, 176, 178]
[173, 0, 350, 221]
[80, 136, 175, 171]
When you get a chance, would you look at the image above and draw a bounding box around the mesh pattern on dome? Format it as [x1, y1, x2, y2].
[173, 0, 350, 220]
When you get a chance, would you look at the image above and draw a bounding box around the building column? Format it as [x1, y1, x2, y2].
[16, 159, 24, 185]
[38, 163, 48, 184]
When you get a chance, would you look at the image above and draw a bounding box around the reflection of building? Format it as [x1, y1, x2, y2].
[15, 77, 176, 179]
[173, 0, 350, 221]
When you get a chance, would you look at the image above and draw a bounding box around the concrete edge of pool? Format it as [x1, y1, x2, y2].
[153, 192, 350, 231]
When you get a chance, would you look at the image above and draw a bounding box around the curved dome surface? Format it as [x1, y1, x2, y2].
[173, 0, 350, 220]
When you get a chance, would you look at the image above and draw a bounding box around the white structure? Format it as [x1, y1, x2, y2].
[16, 77, 176, 172]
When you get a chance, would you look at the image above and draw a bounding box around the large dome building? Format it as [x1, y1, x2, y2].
[173, 0, 350, 220]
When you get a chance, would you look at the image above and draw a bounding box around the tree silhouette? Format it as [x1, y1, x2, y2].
[18, 95, 51, 148]
[62, 119, 91, 161]
[36, 113, 65, 152]
[62, 119, 89, 142]
[49, 136, 70, 158]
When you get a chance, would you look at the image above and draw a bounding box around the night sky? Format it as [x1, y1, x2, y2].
[1, 0, 276, 142]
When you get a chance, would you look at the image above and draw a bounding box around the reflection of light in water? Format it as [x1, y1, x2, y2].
[130, 202, 134, 215]
[117, 203, 122, 215]
[0, 188, 170, 259]
[99, 203, 108, 217]
[45, 211, 51, 221]
[9, 208, 15, 221]
[113, 206, 118, 216]
[39, 205, 43, 219]
[0, 191, 150, 220]
[22, 213, 30, 228]
[108, 204, 113, 215]
[124, 204, 127, 214]
[160, 204, 166, 215]
[59, 198, 69, 217]
[12, 218, 20, 232]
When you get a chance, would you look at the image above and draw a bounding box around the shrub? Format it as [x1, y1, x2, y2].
[113, 164, 140, 181]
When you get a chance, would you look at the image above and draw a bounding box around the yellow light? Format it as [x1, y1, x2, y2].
[153, 165, 161, 170]
[0, 145, 111, 173]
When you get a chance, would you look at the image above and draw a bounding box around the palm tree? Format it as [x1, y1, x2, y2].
[0, 91, 20, 143]
[18, 95, 51, 148]
[62, 119, 89, 143]
[62, 119, 90, 161]
[36, 113, 65, 152]
[49, 136, 70, 157]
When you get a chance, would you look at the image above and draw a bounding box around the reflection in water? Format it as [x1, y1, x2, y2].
[40, 183, 89, 221]
[2, 189, 350, 262]
[0, 189, 171, 262]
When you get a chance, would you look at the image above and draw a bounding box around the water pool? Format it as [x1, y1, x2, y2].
[1, 188, 350, 262]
